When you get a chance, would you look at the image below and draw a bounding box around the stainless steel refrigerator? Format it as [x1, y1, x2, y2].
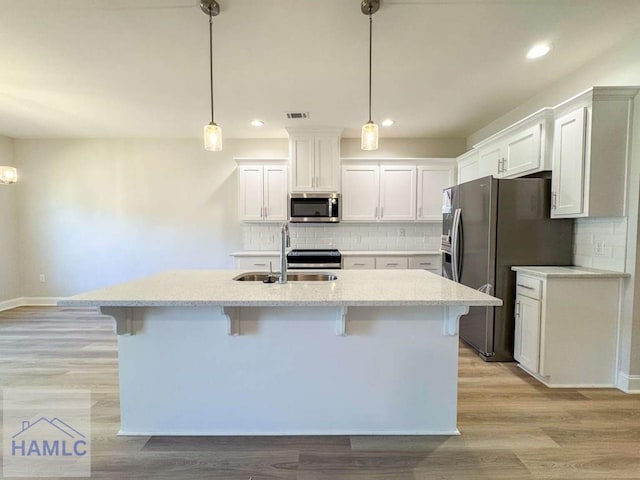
[441, 176, 573, 361]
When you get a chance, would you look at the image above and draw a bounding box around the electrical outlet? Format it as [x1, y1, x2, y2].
[39, 274, 46, 283]
[399, 228, 406, 237]
[594, 240, 610, 257]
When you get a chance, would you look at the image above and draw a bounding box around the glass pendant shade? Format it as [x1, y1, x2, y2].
[361, 121, 379, 151]
[204, 123, 222, 151]
[0, 166, 17, 184]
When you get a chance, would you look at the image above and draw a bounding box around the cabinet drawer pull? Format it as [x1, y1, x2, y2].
[354, 263, 367, 266]
[386, 263, 399, 266]
[419, 262, 433, 266]
[254, 263, 267, 266]
[517, 284, 535, 290]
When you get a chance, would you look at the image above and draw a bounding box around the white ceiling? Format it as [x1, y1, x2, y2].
[1, 0, 640, 140]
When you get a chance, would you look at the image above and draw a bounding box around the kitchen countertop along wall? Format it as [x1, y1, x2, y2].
[231, 250, 441, 257]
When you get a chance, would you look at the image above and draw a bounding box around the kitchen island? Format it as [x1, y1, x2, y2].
[59, 269, 500, 436]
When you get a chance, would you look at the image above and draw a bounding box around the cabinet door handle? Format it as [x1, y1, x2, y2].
[517, 284, 535, 290]
[515, 301, 521, 317]
[381, 207, 384, 218]
[551, 192, 557, 210]
[418, 207, 423, 218]
[260, 207, 264, 218]
[375, 206, 379, 219]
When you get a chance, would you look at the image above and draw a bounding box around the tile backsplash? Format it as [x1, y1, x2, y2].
[242, 223, 443, 252]
[243, 217, 629, 272]
[573, 217, 628, 272]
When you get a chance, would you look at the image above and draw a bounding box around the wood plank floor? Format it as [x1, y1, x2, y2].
[0, 306, 639, 479]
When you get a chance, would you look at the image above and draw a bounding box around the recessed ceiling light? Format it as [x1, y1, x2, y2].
[251, 119, 264, 127]
[526, 43, 551, 59]
[381, 119, 395, 127]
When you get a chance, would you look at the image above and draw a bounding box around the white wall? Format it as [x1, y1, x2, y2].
[467, 29, 640, 147]
[14, 138, 287, 297]
[0, 136, 20, 303]
[13, 136, 457, 298]
[466, 31, 640, 388]
[341, 137, 465, 159]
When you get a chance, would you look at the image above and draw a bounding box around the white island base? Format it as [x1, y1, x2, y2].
[107, 305, 468, 436]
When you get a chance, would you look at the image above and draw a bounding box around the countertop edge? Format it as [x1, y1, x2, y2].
[230, 250, 441, 257]
[511, 266, 630, 279]
[58, 299, 501, 308]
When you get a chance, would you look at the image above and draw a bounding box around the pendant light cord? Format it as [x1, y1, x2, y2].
[368, 12, 373, 123]
[209, 11, 215, 124]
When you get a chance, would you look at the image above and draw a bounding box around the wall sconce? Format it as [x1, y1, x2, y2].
[0, 166, 17, 185]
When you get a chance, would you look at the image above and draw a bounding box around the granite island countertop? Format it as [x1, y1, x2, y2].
[58, 269, 501, 308]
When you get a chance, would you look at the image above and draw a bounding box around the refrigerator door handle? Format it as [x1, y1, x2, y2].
[451, 208, 462, 282]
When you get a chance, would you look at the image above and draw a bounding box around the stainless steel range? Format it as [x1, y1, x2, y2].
[286, 249, 342, 270]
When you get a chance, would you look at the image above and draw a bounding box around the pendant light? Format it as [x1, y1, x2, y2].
[0, 166, 17, 185]
[361, 0, 380, 151]
[201, 0, 222, 151]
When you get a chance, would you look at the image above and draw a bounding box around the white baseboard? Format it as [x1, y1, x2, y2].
[617, 371, 640, 393]
[0, 297, 64, 312]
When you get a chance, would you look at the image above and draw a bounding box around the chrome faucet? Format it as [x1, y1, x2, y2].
[279, 223, 290, 284]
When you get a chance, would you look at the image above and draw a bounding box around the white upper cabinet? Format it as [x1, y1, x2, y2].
[341, 164, 416, 222]
[550, 87, 639, 218]
[341, 165, 380, 221]
[417, 164, 455, 221]
[550, 108, 587, 216]
[342, 159, 454, 223]
[238, 165, 264, 222]
[456, 109, 553, 183]
[478, 109, 553, 180]
[478, 143, 501, 178]
[502, 123, 543, 177]
[288, 129, 341, 192]
[456, 149, 480, 184]
[380, 165, 417, 221]
[236, 159, 288, 223]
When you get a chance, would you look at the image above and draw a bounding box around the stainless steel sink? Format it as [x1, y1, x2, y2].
[233, 272, 338, 282]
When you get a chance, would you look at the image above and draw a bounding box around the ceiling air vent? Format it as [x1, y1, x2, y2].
[285, 112, 310, 119]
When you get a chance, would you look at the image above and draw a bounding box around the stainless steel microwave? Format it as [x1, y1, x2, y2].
[289, 192, 340, 223]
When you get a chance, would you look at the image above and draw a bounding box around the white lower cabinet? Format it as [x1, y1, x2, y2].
[235, 256, 278, 270]
[376, 256, 409, 269]
[513, 289, 542, 374]
[512, 268, 624, 387]
[408, 255, 442, 274]
[343, 254, 440, 273]
[343, 256, 376, 269]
